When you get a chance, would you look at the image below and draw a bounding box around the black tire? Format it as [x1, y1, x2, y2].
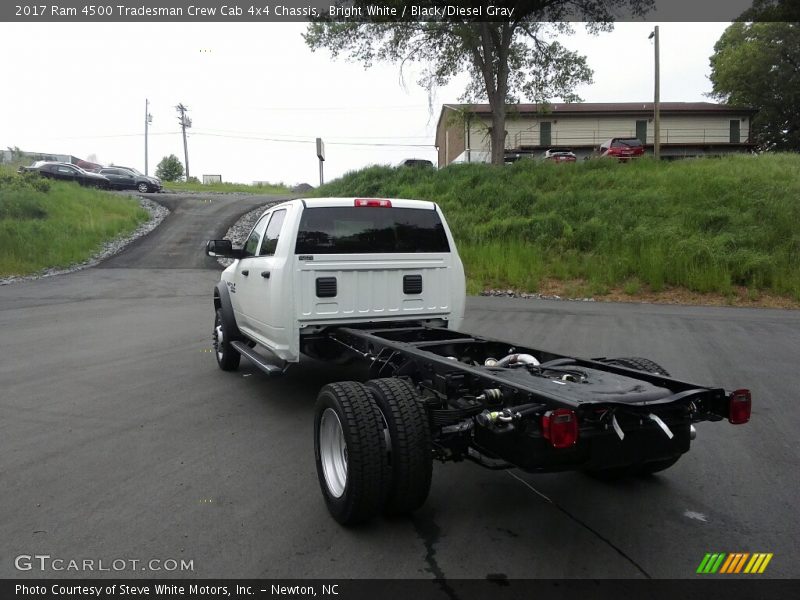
[314, 382, 389, 525]
[137, 182, 150, 193]
[213, 308, 240, 371]
[603, 356, 670, 377]
[366, 378, 432, 515]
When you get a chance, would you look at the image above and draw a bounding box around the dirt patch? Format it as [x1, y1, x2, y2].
[484, 279, 800, 310]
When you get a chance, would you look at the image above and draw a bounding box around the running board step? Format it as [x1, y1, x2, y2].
[230, 341, 286, 376]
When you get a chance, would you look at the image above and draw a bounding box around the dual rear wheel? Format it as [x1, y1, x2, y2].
[314, 378, 432, 526]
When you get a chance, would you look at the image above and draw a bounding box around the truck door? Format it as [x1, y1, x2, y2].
[230, 212, 270, 331]
[237, 208, 288, 349]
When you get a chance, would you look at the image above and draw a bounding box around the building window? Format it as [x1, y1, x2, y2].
[730, 120, 740, 143]
[636, 120, 648, 144]
[540, 122, 552, 147]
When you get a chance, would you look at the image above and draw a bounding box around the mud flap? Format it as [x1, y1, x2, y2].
[214, 281, 243, 341]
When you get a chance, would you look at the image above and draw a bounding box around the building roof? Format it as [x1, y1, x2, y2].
[442, 102, 757, 116]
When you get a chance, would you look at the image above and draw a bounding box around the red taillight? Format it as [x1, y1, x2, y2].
[541, 408, 579, 448]
[354, 198, 392, 208]
[728, 389, 751, 424]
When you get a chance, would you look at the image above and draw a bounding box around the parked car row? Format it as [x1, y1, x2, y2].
[17, 162, 162, 192]
[503, 138, 646, 165]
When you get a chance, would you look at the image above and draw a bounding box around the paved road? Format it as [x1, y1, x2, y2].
[1, 192, 798, 580]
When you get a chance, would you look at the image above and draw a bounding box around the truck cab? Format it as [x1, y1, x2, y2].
[208, 198, 465, 364]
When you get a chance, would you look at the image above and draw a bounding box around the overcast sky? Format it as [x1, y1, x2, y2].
[0, 21, 730, 185]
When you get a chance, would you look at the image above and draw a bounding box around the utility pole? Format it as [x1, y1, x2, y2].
[176, 103, 191, 178]
[649, 26, 661, 160]
[144, 99, 152, 175]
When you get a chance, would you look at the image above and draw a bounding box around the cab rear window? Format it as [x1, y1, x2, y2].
[295, 207, 450, 254]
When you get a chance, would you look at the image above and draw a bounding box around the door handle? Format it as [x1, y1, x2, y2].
[261, 271, 270, 279]
[241, 269, 249, 276]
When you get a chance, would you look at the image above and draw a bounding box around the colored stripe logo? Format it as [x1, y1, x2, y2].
[697, 553, 773, 574]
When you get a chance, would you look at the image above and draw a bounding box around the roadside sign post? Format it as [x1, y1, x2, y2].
[144, 99, 152, 175]
[316, 137, 325, 186]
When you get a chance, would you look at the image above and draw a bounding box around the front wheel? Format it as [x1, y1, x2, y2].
[137, 182, 150, 193]
[213, 308, 240, 371]
[314, 382, 388, 526]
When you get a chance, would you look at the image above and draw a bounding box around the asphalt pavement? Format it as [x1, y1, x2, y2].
[1, 192, 798, 580]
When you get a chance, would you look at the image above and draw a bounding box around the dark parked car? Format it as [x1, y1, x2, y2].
[398, 159, 434, 168]
[19, 162, 110, 188]
[98, 167, 161, 193]
[112, 166, 163, 192]
[599, 137, 645, 160]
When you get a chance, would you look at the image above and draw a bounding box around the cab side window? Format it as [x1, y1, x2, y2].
[259, 209, 287, 256]
[243, 214, 270, 257]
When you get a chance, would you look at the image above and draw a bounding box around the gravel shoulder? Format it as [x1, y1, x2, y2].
[0, 195, 169, 286]
[216, 201, 284, 268]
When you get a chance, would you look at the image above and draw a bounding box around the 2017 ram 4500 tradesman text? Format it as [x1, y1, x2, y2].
[207, 197, 751, 526]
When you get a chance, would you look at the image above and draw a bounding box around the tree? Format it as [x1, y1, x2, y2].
[156, 154, 185, 182]
[738, 0, 800, 22]
[305, 1, 652, 164]
[709, 21, 800, 152]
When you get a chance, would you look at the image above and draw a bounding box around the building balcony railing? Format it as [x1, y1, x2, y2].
[512, 128, 748, 149]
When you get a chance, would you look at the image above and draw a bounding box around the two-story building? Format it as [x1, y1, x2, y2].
[435, 102, 757, 165]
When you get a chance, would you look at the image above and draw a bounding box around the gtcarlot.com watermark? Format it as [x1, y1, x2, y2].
[15, 554, 194, 573]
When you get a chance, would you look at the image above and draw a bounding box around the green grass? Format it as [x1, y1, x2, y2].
[163, 180, 291, 194]
[312, 155, 800, 300]
[0, 167, 149, 277]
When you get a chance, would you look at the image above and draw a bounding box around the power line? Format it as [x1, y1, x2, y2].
[220, 104, 430, 113]
[189, 131, 433, 148]
[19, 129, 434, 148]
[328, 141, 434, 148]
[195, 126, 434, 141]
[26, 131, 180, 140]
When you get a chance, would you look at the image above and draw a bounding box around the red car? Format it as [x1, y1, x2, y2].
[599, 137, 645, 160]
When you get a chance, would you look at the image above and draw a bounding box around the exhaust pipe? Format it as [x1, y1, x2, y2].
[689, 424, 697, 440]
[495, 353, 540, 367]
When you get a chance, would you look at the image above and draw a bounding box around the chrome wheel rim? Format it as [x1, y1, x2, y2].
[319, 408, 347, 498]
[214, 321, 224, 361]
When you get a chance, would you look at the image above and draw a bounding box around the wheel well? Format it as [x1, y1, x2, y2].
[213, 291, 221, 311]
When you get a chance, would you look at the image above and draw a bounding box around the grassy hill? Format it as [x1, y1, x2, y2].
[0, 167, 148, 277]
[312, 155, 800, 304]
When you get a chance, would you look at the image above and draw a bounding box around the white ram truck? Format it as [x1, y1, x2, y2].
[207, 197, 465, 370]
[207, 197, 751, 526]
